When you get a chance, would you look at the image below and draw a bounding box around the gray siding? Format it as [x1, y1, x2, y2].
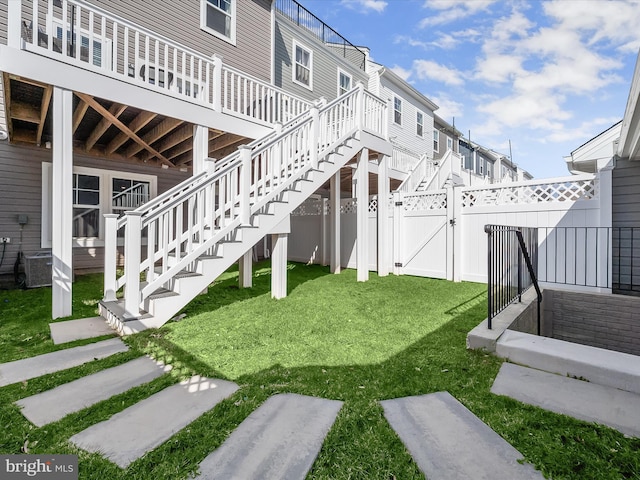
[613, 157, 640, 226]
[273, 15, 368, 103]
[0, 141, 189, 276]
[0, 0, 272, 82]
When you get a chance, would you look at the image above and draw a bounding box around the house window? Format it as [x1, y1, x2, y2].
[416, 112, 424, 137]
[53, 22, 111, 68]
[338, 69, 352, 96]
[72, 173, 100, 237]
[393, 97, 402, 125]
[293, 41, 313, 89]
[447, 136, 453, 151]
[433, 129, 439, 153]
[201, 0, 236, 44]
[42, 164, 156, 247]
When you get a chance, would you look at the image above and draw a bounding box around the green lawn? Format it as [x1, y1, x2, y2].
[0, 263, 639, 479]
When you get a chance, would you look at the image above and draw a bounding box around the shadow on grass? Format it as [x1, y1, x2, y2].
[179, 261, 331, 318]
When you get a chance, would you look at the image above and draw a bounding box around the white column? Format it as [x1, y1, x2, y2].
[355, 148, 369, 282]
[192, 124, 208, 176]
[7, 0, 22, 49]
[377, 154, 390, 276]
[103, 214, 119, 302]
[393, 191, 402, 275]
[238, 250, 252, 288]
[446, 186, 463, 282]
[330, 171, 341, 274]
[271, 233, 288, 299]
[321, 198, 328, 266]
[598, 166, 613, 290]
[51, 87, 73, 319]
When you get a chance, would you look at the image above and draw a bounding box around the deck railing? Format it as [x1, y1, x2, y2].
[103, 84, 387, 318]
[8, 0, 311, 125]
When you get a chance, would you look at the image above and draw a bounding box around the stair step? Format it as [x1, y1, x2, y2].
[195, 394, 343, 479]
[495, 330, 640, 395]
[16, 356, 170, 427]
[148, 287, 179, 300]
[70, 376, 239, 468]
[491, 362, 640, 438]
[380, 392, 542, 479]
[0, 338, 128, 387]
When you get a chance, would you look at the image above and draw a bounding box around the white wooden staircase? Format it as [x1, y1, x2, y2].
[99, 86, 389, 334]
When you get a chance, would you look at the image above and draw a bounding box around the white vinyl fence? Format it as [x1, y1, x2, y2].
[289, 171, 612, 287]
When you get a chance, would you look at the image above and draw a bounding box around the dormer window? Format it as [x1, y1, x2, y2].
[201, 0, 236, 45]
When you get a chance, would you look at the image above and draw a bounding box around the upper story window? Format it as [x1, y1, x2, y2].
[393, 97, 402, 125]
[293, 40, 313, 90]
[433, 129, 439, 153]
[338, 69, 352, 96]
[52, 20, 111, 69]
[416, 112, 424, 137]
[201, 0, 236, 44]
[447, 136, 453, 151]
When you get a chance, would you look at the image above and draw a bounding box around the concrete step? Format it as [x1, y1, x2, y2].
[16, 356, 170, 427]
[49, 316, 116, 345]
[496, 330, 640, 395]
[491, 362, 640, 438]
[70, 376, 239, 468]
[195, 393, 343, 480]
[0, 338, 128, 387]
[380, 392, 542, 480]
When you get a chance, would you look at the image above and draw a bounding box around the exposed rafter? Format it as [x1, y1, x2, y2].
[72, 100, 89, 134]
[75, 92, 174, 167]
[139, 123, 193, 162]
[36, 85, 53, 146]
[124, 117, 183, 158]
[106, 110, 156, 155]
[11, 102, 40, 123]
[85, 102, 127, 151]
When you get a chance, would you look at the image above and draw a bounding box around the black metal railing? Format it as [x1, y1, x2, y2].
[485, 225, 541, 333]
[275, 0, 367, 71]
[613, 227, 640, 295]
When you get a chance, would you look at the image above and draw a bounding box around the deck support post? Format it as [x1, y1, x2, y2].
[239, 250, 252, 288]
[271, 216, 290, 299]
[192, 124, 208, 176]
[355, 148, 369, 282]
[330, 171, 341, 274]
[377, 153, 390, 277]
[51, 87, 74, 319]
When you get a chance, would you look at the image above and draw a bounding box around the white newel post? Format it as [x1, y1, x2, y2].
[192, 125, 208, 176]
[393, 191, 402, 275]
[239, 250, 252, 288]
[212, 54, 223, 112]
[123, 211, 143, 319]
[356, 148, 369, 282]
[8, 0, 22, 49]
[356, 82, 365, 131]
[103, 214, 119, 302]
[239, 145, 252, 225]
[598, 167, 613, 290]
[330, 171, 341, 274]
[377, 154, 390, 276]
[51, 87, 73, 319]
[321, 198, 329, 266]
[271, 216, 290, 299]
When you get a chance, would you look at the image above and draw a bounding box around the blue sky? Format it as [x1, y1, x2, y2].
[299, 0, 640, 179]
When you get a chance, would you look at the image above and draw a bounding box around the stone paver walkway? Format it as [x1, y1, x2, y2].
[49, 316, 115, 344]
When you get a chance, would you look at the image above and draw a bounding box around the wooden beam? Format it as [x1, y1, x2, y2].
[11, 129, 36, 144]
[124, 117, 182, 158]
[72, 100, 89, 134]
[208, 133, 245, 153]
[85, 102, 127, 151]
[139, 123, 193, 162]
[75, 92, 174, 167]
[11, 101, 40, 123]
[36, 85, 53, 146]
[208, 139, 247, 161]
[8, 74, 48, 88]
[106, 110, 156, 155]
[3, 73, 14, 140]
[166, 138, 196, 162]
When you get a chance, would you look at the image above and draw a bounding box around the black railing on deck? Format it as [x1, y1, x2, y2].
[485, 225, 541, 334]
[613, 227, 640, 296]
[275, 0, 367, 71]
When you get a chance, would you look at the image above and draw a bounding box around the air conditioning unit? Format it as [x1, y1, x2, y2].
[25, 252, 53, 288]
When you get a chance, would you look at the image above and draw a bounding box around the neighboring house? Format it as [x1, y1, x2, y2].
[0, 0, 394, 325]
[564, 121, 622, 175]
[433, 114, 460, 162]
[273, 0, 368, 103]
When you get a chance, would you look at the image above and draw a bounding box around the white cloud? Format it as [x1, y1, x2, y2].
[413, 59, 465, 86]
[341, 0, 387, 14]
[390, 65, 412, 81]
[420, 0, 496, 27]
[431, 93, 464, 121]
[547, 117, 621, 143]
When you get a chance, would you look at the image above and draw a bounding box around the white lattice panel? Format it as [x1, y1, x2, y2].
[341, 200, 357, 214]
[291, 199, 322, 216]
[462, 178, 598, 207]
[403, 193, 447, 211]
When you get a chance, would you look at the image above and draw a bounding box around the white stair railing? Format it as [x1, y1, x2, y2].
[8, 0, 311, 124]
[103, 84, 386, 319]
